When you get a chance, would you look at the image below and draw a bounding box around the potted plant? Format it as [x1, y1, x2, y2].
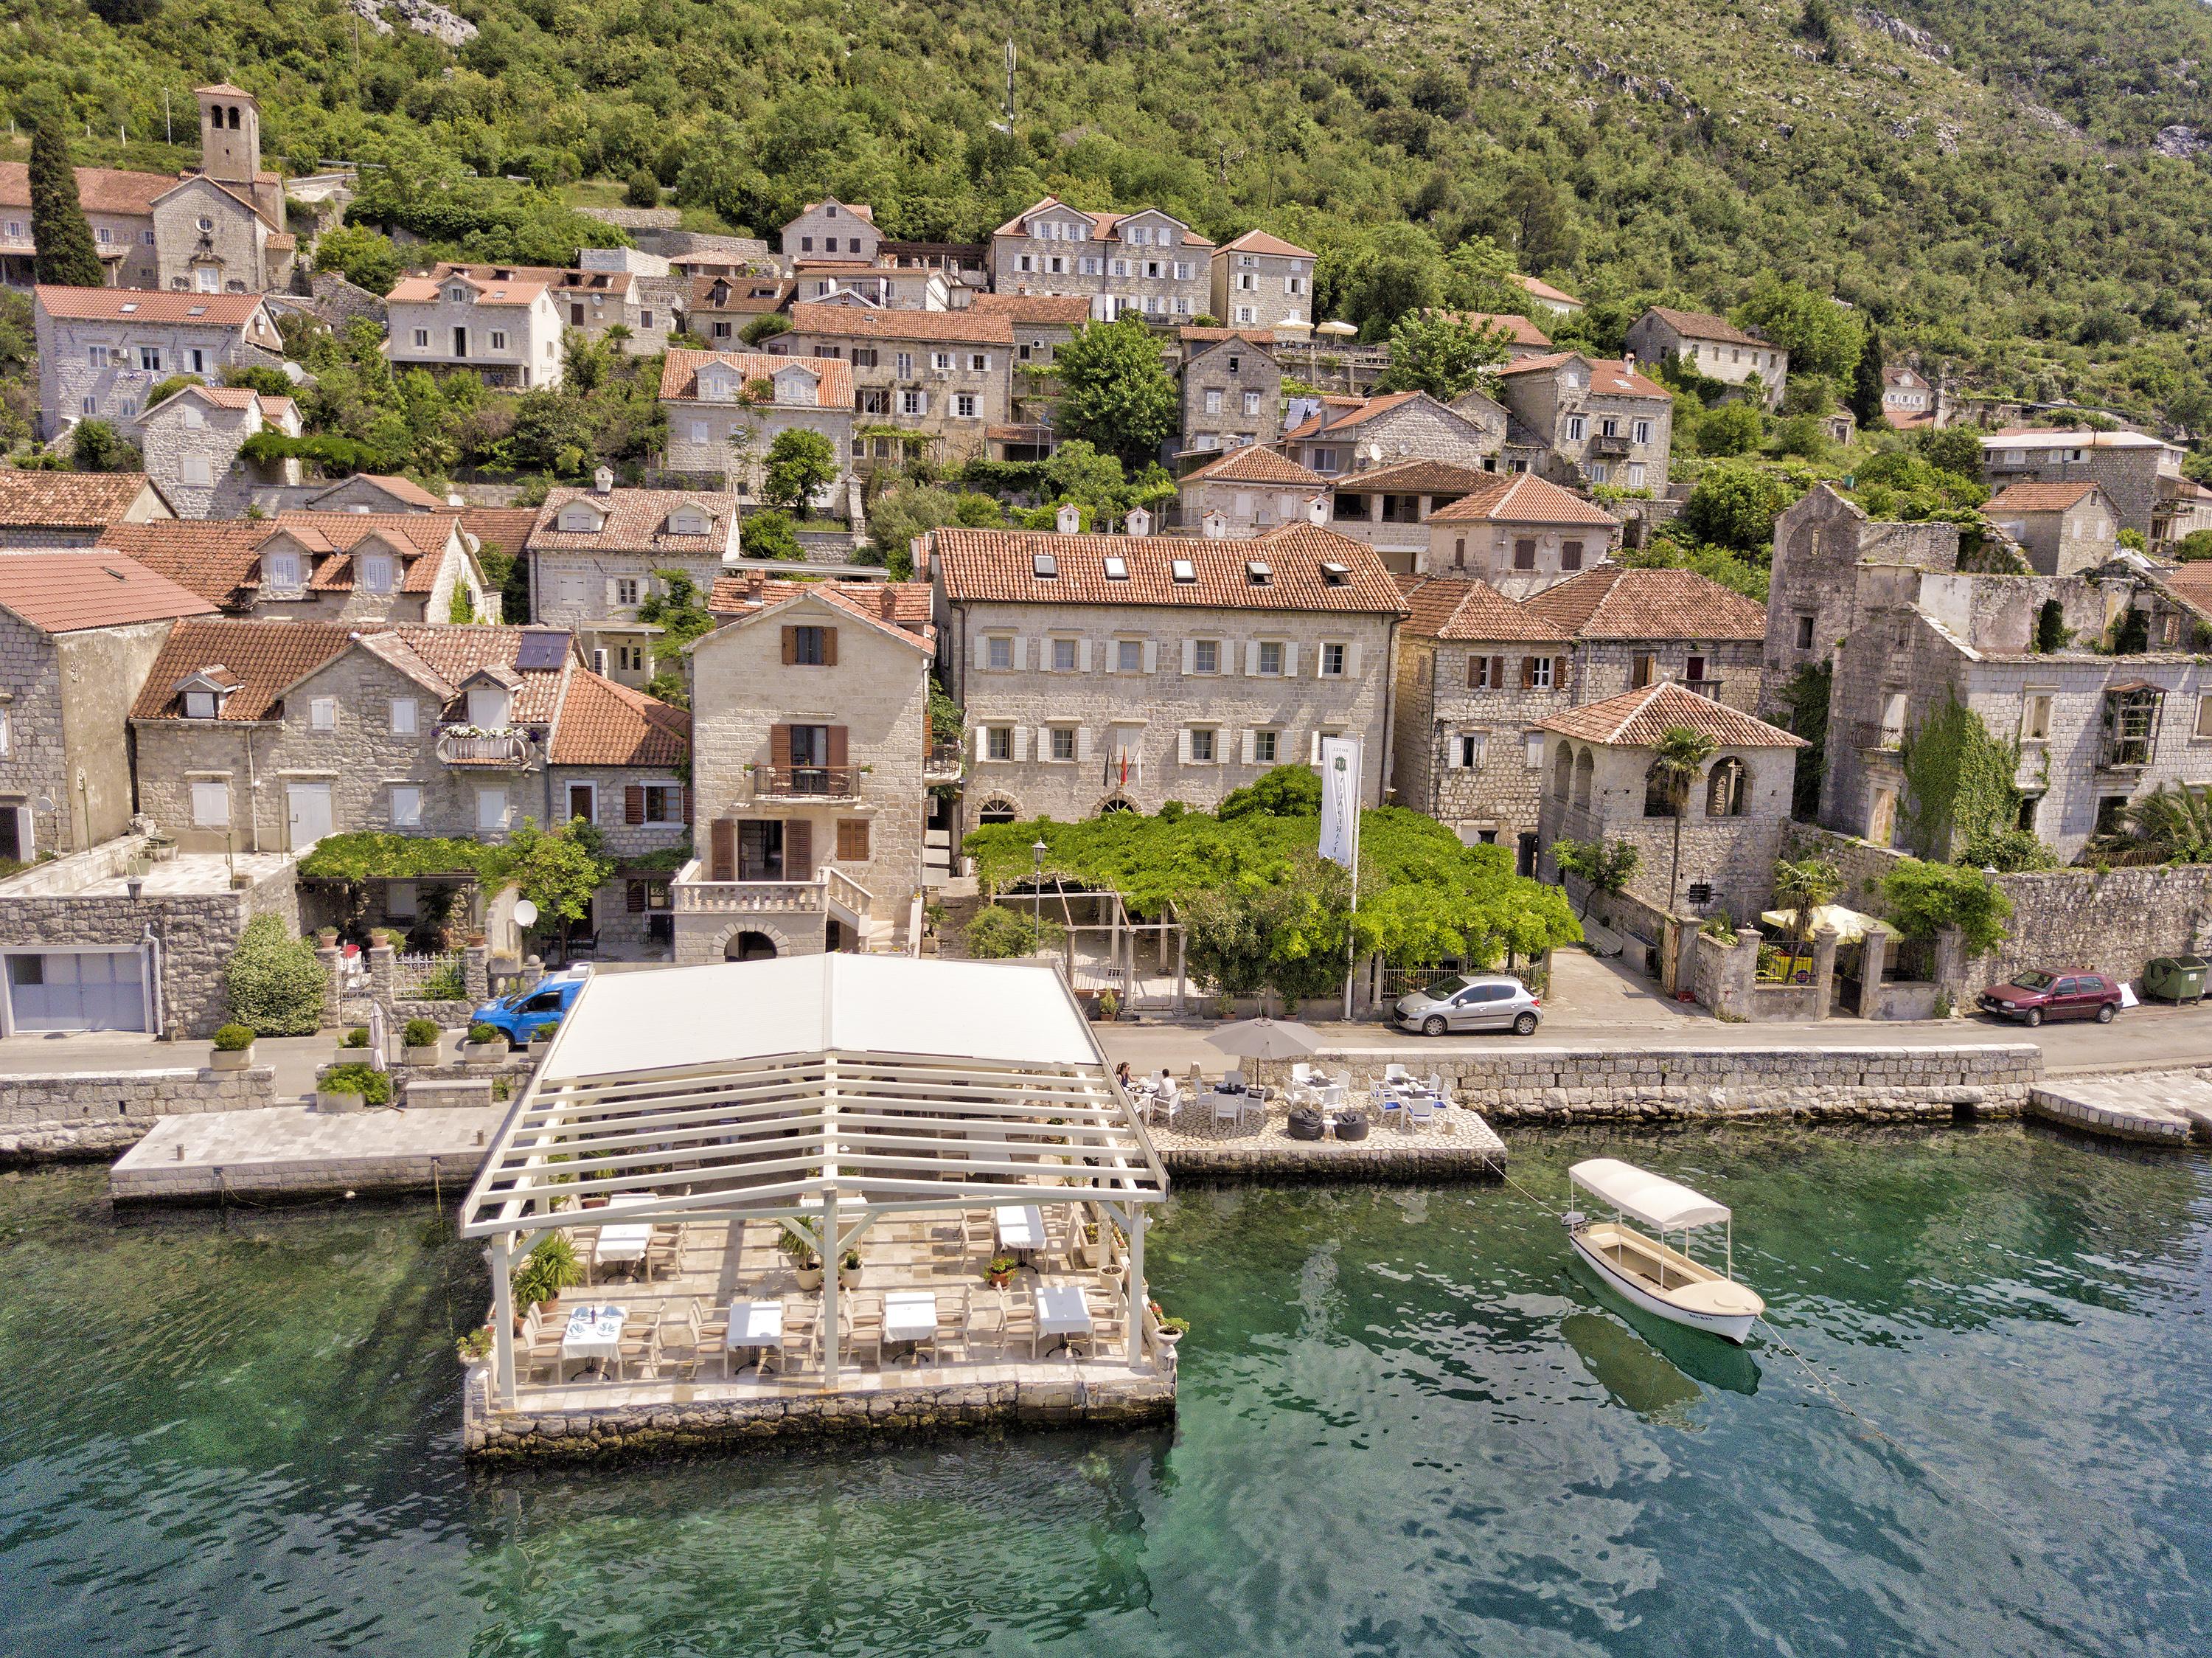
[209, 1022, 256, 1071]
[1149, 1301, 1187, 1350]
[455, 1325, 493, 1364]
[985, 1252, 1019, 1288]
[317, 1061, 389, 1114]
[402, 1017, 443, 1065]
[1211, 992, 1234, 1021]
[316, 926, 340, 947]
[1096, 988, 1121, 1023]
[337, 1025, 371, 1065]
[1073, 1215, 1102, 1267]
[838, 1246, 863, 1286]
[778, 1223, 824, 1289]
[511, 1232, 582, 1320]
[462, 1021, 505, 1063]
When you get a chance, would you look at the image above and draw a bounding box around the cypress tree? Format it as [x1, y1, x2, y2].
[1849, 323, 1888, 429]
[29, 111, 105, 290]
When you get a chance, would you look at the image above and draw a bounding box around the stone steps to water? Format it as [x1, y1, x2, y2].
[2027, 1072, 2212, 1146]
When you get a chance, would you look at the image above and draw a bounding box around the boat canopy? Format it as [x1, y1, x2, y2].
[1569, 1158, 1731, 1232]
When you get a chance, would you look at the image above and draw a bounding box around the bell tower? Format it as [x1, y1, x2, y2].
[195, 84, 260, 186]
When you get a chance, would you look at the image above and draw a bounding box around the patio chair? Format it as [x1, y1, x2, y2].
[1084, 1284, 1124, 1359]
[1383, 1063, 1413, 1085]
[966, 1286, 1009, 1355]
[928, 1291, 970, 1366]
[1374, 1085, 1402, 1130]
[1003, 1288, 1041, 1359]
[1225, 1069, 1248, 1093]
[768, 1297, 815, 1378]
[1405, 1094, 1437, 1133]
[616, 1312, 661, 1381]
[1211, 1089, 1245, 1131]
[840, 1293, 884, 1367]
[641, 1227, 681, 1283]
[1425, 1074, 1445, 1102]
[1290, 1061, 1319, 1090]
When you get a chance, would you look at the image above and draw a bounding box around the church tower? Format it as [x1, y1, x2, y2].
[195, 84, 260, 186]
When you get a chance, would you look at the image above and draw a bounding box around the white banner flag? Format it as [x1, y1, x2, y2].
[1318, 735, 1363, 870]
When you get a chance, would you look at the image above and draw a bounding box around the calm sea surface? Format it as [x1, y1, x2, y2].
[0, 1123, 2205, 1657]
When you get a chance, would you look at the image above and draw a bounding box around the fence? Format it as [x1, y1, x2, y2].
[1377, 957, 1550, 1003]
[1756, 942, 1818, 985]
[1886, 935, 1936, 982]
[393, 951, 467, 1001]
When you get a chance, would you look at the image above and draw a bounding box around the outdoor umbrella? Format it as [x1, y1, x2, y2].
[1207, 1018, 1324, 1062]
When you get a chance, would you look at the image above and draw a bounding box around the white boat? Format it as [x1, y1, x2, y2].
[1565, 1158, 1765, 1344]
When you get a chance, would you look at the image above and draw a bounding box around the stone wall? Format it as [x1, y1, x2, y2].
[0, 1064, 277, 1162]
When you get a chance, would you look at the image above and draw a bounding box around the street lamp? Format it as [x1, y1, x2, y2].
[1031, 838, 1048, 937]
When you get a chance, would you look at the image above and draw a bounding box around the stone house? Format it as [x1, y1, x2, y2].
[787, 263, 951, 311]
[526, 478, 740, 685]
[1178, 331, 1283, 459]
[32, 286, 286, 437]
[674, 580, 936, 960]
[682, 274, 795, 347]
[1331, 459, 1515, 576]
[1419, 472, 1623, 594]
[1982, 481, 2123, 577]
[417, 263, 674, 355]
[1624, 308, 1788, 409]
[0, 552, 217, 860]
[0, 83, 293, 294]
[1175, 447, 1329, 535]
[988, 198, 1213, 324]
[136, 383, 302, 518]
[1389, 576, 1577, 867]
[779, 200, 880, 266]
[383, 268, 565, 389]
[1978, 429, 2185, 546]
[302, 474, 451, 514]
[0, 471, 174, 548]
[771, 303, 1011, 471]
[970, 293, 1091, 454]
[1539, 682, 1805, 922]
[1882, 364, 1935, 428]
[102, 512, 490, 626]
[1280, 390, 1500, 478]
[1523, 566, 1770, 715]
[1435, 310, 1554, 361]
[1210, 231, 1315, 333]
[658, 347, 856, 493]
[926, 521, 1405, 828]
[540, 668, 694, 957]
[1492, 354, 1672, 494]
[1509, 274, 1583, 319]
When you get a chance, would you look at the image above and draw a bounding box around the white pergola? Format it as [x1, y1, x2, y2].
[459, 953, 1169, 1405]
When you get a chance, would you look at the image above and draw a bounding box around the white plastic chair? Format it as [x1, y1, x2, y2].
[1425, 1074, 1444, 1101]
[1211, 1089, 1242, 1130]
[1373, 1085, 1402, 1130]
[1383, 1063, 1413, 1085]
[1405, 1094, 1436, 1132]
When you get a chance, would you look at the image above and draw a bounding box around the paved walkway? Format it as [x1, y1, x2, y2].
[111, 1106, 494, 1201]
[0, 1032, 338, 1099]
[2028, 1072, 2212, 1145]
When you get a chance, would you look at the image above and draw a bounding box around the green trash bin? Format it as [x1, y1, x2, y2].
[2143, 955, 2207, 1005]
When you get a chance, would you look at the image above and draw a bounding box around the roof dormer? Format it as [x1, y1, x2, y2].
[173, 665, 240, 720]
[667, 504, 716, 537]
[697, 364, 739, 402]
[557, 499, 610, 534]
[461, 665, 520, 729]
[771, 363, 820, 406]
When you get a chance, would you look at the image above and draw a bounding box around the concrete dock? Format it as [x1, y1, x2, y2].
[109, 1106, 495, 1202]
[2027, 1071, 2212, 1146]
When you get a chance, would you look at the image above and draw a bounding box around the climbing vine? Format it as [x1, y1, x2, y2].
[1779, 662, 1832, 822]
[1897, 693, 2023, 860]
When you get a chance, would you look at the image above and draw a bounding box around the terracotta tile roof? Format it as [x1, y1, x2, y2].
[1397, 576, 1570, 642]
[970, 293, 1093, 326]
[784, 302, 1012, 346]
[990, 197, 1214, 248]
[131, 619, 358, 721]
[1986, 482, 2103, 512]
[1180, 446, 1328, 487]
[658, 347, 855, 407]
[0, 162, 173, 218]
[1427, 474, 1619, 527]
[0, 552, 218, 634]
[796, 199, 874, 223]
[461, 507, 546, 563]
[0, 470, 167, 530]
[931, 522, 1405, 614]
[1639, 307, 1771, 350]
[1883, 365, 1927, 387]
[1511, 273, 1582, 308]
[309, 474, 448, 510]
[275, 511, 461, 561]
[1497, 353, 1671, 400]
[388, 625, 573, 722]
[1541, 681, 1804, 748]
[431, 263, 639, 301]
[530, 487, 737, 554]
[1280, 390, 1428, 444]
[1522, 566, 1766, 641]
[1217, 229, 1315, 259]
[1329, 459, 1500, 496]
[99, 520, 279, 608]
[1435, 310, 1551, 349]
[706, 575, 935, 639]
[33, 285, 272, 327]
[687, 275, 793, 311]
[1178, 325, 1281, 347]
[386, 274, 548, 307]
[547, 670, 691, 768]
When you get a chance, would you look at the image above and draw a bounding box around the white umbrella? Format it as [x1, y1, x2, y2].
[1208, 1017, 1324, 1061]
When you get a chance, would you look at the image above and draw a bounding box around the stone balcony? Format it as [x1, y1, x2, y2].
[437, 726, 537, 768]
[751, 765, 860, 802]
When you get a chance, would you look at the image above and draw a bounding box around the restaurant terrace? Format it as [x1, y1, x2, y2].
[457, 953, 1175, 1456]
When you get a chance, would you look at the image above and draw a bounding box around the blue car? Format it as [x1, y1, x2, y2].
[472, 967, 591, 1047]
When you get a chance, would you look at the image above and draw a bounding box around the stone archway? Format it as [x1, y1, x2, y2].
[724, 929, 778, 962]
[1093, 794, 1138, 816]
[973, 794, 1022, 825]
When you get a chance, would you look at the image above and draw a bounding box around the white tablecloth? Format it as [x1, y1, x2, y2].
[883, 1291, 938, 1344]
[560, 1304, 626, 1361]
[594, 1223, 651, 1264]
[1034, 1283, 1093, 1338]
[995, 1205, 1044, 1251]
[726, 1299, 784, 1350]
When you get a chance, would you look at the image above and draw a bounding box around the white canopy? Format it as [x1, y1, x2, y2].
[1569, 1158, 1731, 1232]
[1758, 904, 1891, 945]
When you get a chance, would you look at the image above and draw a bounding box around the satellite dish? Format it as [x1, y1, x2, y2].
[513, 899, 540, 929]
[33, 795, 53, 814]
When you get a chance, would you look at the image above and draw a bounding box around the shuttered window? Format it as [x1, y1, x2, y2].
[836, 819, 871, 861]
[785, 819, 815, 881]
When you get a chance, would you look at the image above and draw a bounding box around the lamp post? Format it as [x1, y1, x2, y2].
[1031, 838, 1047, 939]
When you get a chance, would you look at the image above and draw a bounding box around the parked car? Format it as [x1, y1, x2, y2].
[1395, 974, 1542, 1037]
[472, 965, 593, 1047]
[1978, 969, 2121, 1027]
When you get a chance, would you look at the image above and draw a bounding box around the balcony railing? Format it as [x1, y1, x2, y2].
[1680, 677, 1725, 701]
[1852, 721, 1905, 752]
[924, 741, 964, 783]
[437, 726, 536, 767]
[670, 864, 874, 919]
[751, 765, 860, 799]
[1590, 434, 1632, 459]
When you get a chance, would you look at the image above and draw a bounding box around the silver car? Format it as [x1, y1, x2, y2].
[1394, 974, 1543, 1037]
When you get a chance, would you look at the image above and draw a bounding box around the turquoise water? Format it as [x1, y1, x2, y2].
[0, 1124, 2207, 1656]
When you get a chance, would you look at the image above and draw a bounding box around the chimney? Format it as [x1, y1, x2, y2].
[877, 583, 896, 620]
[1307, 493, 1329, 525]
[1124, 506, 1152, 538]
[1055, 502, 1082, 535]
[592, 465, 614, 495]
[1202, 509, 1228, 539]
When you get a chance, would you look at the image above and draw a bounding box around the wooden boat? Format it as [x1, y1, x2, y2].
[1565, 1158, 1764, 1344]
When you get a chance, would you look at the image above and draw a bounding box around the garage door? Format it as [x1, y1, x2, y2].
[5, 950, 147, 1032]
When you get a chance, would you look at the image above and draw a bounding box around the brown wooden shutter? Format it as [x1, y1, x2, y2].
[1467, 655, 1483, 690]
[681, 787, 691, 825]
[781, 626, 798, 665]
[625, 785, 645, 825]
[627, 881, 646, 914]
[709, 817, 736, 881]
[826, 724, 849, 768]
[837, 818, 870, 861]
[1520, 656, 1536, 689]
[770, 721, 792, 771]
[1490, 654, 1506, 690]
[785, 818, 814, 881]
[1553, 655, 1570, 693]
[822, 626, 838, 667]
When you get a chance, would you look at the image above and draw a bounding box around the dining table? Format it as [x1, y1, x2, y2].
[995, 1204, 1046, 1263]
[592, 1222, 652, 1276]
[1034, 1281, 1094, 1356]
[882, 1290, 939, 1363]
[724, 1298, 784, 1376]
[559, 1303, 626, 1381]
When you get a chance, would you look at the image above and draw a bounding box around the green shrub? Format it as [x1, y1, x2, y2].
[965, 906, 1064, 959]
[403, 1017, 441, 1048]
[467, 1021, 503, 1045]
[223, 913, 327, 1036]
[342, 1026, 370, 1047]
[211, 1023, 255, 1052]
[319, 1061, 391, 1106]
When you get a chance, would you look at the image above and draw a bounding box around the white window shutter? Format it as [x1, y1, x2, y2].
[1444, 732, 1461, 769]
[1181, 638, 1196, 675]
[1309, 730, 1321, 763]
[1178, 728, 1193, 764]
[1346, 642, 1363, 679]
[1242, 729, 1257, 765]
[1078, 638, 1093, 673]
[1244, 640, 1261, 676]
[971, 634, 987, 670]
[605, 577, 618, 606]
[1281, 642, 1298, 676]
[1013, 726, 1031, 762]
[1143, 639, 1158, 673]
[1037, 725, 1052, 760]
[1014, 636, 1029, 670]
[1077, 726, 1094, 763]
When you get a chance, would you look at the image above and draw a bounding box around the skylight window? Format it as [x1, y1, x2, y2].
[186, 305, 206, 316]
[1103, 555, 1129, 580]
[1319, 561, 1349, 586]
[1246, 560, 1273, 586]
[119, 302, 138, 313]
[1033, 552, 1058, 579]
[1171, 559, 1197, 583]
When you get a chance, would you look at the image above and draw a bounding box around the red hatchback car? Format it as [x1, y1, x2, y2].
[1978, 970, 2124, 1027]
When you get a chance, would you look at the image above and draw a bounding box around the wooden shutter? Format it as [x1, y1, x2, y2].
[682, 787, 691, 825]
[782, 626, 798, 665]
[1077, 638, 1092, 673]
[837, 819, 871, 861]
[1553, 655, 1570, 693]
[627, 881, 646, 914]
[826, 724, 849, 768]
[1245, 640, 1262, 676]
[1490, 654, 1506, 690]
[770, 722, 792, 769]
[1520, 656, 1536, 689]
[709, 817, 736, 882]
[1076, 726, 1094, 763]
[1178, 727, 1193, 764]
[785, 819, 814, 881]
[971, 633, 988, 670]
[1142, 639, 1158, 673]
[625, 785, 645, 825]
[822, 627, 838, 667]
[1281, 642, 1298, 676]
[1467, 656, 1484, 690]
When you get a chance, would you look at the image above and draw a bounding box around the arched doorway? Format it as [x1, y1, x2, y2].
[975, 796, 1018, 825]
[725, 929, 777, 962]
